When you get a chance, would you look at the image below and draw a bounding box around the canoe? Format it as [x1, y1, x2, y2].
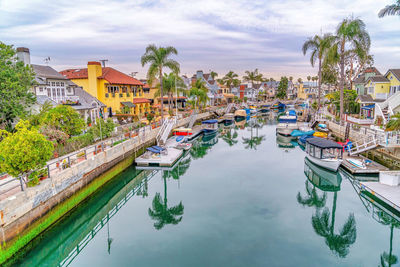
[313, 132, 328, 138]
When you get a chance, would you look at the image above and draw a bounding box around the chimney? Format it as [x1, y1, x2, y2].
[16, 47, 30, 65]
[87, 61, 102, 98]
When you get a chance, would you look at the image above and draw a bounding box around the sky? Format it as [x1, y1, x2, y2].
[0, 0, 399, 80]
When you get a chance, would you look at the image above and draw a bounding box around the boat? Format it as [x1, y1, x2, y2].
[259, 105, 270, 113]
[271, 102, 285, 110]
[234, 109, 247, 120]
[313, 131, 328, 138]
[290, 129, 315, 137]
[316, 123, 329, 133]
[201, 119, 218, 135]
[346, 158, 367, 170]
[173, 128, 193, 136]
[298, 134, 313, 147]
[304, 157, 342, 192]
[222, 113, 235, 123]
[168, 136, 192, 151]
[305, 137, 343, 171]
[276, 110, 298, 136]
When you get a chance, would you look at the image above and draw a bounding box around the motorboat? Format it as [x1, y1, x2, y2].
[173, 127, 193, 136]
[304, 157, 342, 192]
[271, 102, 285, 110]
[222, 113, 235, 123]
[276, 110, 298, 136]
[305, 137, 343, 171]
[346, 158, 367, 170]
[167, 136, 192, 151]
[316, 123, 329, 133]
[234, 109, 247, 120]
[201, 119, 218, 135]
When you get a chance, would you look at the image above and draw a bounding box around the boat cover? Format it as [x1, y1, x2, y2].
[306, 137, 342, 149]
[291, 129, 315, 137]
[202, 119, 218, 124]
[288, 110, 296, 116]
[176, 136, 184, 142]
[146, 147, 161, 153]
[152, 145, 166, 151]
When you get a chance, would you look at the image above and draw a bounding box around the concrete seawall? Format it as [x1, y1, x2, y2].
[0, 112, 212, 264]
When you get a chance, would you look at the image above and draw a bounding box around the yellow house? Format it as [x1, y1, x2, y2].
[60, 61, 150, 117]
[384, 69, 400, 96]
[296, 83, 305, 100]
[365, 76, 390, 100]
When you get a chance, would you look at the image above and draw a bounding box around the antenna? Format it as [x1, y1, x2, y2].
[130, 72, 138, 78]
[44, 57, 51, 65]
[99, 59, 108, 67]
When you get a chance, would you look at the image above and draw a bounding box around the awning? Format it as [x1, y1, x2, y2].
[361, 104, 375, 110]
[121, 102, 135, 108]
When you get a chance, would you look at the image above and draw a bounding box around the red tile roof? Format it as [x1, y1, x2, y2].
[132, 98, 151, 104]
[60, 67, 143, 86]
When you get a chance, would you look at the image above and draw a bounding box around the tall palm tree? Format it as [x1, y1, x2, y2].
[312, 192, 357, 258]
[210, 71, 218, 80]
[148, 176, 184, 230]
[141, 45, 180, 121]
[223, 71, 240, 88]
[302, 34, 333, 111]
[307, 76, 311, 84]
[379, 1, 400, 17]
[327, 18, 370, 120]
[297, 180, 327, 209]
[155, 73, 186, 113]
[243, 68, 262, 87]
[297, 78, 303, 84]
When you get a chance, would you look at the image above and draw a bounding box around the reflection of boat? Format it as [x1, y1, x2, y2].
[201, 133, 218, 146]
[276, 134, 295, 149]
[276, 110, 298, 136]
[304, 157, 342, 192]
[271, 102, 285, 110]
[222, 113, 235, 123]
[173, 128, 193, 136]
[305, 137, 343, 171]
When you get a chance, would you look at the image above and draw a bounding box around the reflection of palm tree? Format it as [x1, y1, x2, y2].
[222, 128, 238, 146]
[163, 157, 191, 180]
[190, 140, 209, 159]
[242, 123, 265, 150]
[311, 192, 357, 258]
[148, 177, 184, 230]
[297, 180, 327, 209]
[378, 212, 399, 267]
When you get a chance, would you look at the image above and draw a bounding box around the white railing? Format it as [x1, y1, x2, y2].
[375, 103, 388, 124]
[345, 115, 374, 125]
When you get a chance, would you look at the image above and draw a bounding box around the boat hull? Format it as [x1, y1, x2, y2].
[306, 154, 342, 172]
[276, 123, 299, 136]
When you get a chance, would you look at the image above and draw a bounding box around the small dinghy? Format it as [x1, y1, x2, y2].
[346, 158, 367, 169]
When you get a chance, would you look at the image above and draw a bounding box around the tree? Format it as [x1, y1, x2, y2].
[307, 76, 311, 84]
[148, 176, 184, 230]
[297, 78, 303, 84]
[386, 114, 400, 131]
[379, 1, 400, 17]
[321, 61, 339, 89]
[0, 120, 53, 177]
[277, 76, 288, 99]
[210, 71, 218, 80]
[222, 71, 240, 88]
[41, 105, 85, 136]
[189, 79, 209, 110]
[327, 17, 370, 120]
[141, 45, 180, 121]
[243, 69, 262, 87]
[0, 42, 36, 131]
[155, 73, 186, 113]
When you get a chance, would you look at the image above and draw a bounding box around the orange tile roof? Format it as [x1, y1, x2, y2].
[60, 67, 143, 86]
[132, 98, 151, 104]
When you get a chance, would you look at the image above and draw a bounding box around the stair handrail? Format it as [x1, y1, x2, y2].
[375, 103, 388, 124]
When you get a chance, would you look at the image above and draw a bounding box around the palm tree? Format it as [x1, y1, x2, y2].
[223, 71, 240, 88]
[379, 1, 400, 17]
[297, 180, 327, 209]
[141, 45, 180, 121]
[154, 73, 186, 113]
[189, 79, 209, 110]
[243, 69, 262, 87]
[386, 114, 400, 131]
[148, 176, 184, 230]
[312, 192, 357, 258]
[221, 127, 238, 146]
[327, 17, 370, 120]
[297, 78, 303, 84]
[303, 34, 333, 111]
[307, 76, 311, 84]
[210, 71, 218, 80]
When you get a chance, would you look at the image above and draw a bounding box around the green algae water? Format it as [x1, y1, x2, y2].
[10, 115, 400, 266]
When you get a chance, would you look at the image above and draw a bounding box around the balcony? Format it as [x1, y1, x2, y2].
[55, 96, 80, 105]
[345, 114, 374, 125]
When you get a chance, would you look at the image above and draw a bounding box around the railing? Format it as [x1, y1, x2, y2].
[345, 115, 374, 125]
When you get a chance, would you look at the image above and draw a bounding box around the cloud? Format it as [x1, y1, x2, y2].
[0, 0, 399, 79]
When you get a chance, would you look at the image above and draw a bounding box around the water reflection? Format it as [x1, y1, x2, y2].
[300, 158, 357, 258]
[242, 118, 266, 150]
[220, 125, 238, 147]
[276, 134, 297, 152]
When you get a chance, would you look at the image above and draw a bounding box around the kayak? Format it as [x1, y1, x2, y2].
[313, 131, 328, 138]
[291, 129, 315, 137]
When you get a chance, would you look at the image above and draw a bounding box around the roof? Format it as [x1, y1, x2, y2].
[364, 67, 381, 75]
[60, 67, 144, 86]
[356, 95, 374, 103]
[121, 101, 136, 108]
[306, 137, 342, 149]
[36, 95, 57, 106]
[72, 87, 106, 110]
[385, 69, 400, 81]
[353, 75, 365, 84]
[32, 64, 68, 80]
[366, 75, 390, 83]
[132, 98, 151, 104]
[158, 96, 187, 100]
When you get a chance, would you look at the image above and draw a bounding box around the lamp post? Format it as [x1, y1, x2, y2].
[96, 102, 103, 141]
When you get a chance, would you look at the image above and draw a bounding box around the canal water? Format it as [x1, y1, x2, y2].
[11, 115, 400, 266]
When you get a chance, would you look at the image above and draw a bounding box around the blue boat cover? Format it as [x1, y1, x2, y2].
[318, 123, 327, 128]
[152, 145, 165, 151]
[147, 147, 161, 153]
[202, 119, 218, 124]
[288, 110, 296, 116]
[176, 136, 184, 142]
[299, 135, 313, 144]
[291, 129, 315, 137]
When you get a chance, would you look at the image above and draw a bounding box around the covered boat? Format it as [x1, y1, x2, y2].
[298, 134, 313, 147]
[202, 119, 218, 135]
[305, 137, 343, 171]
[234, 109, 247, 119]
[276, 110, 298, 136]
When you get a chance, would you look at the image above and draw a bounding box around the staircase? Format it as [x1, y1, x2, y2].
[225, 103, 234, 114]
[381, 107, 390, 122]
[187, 111, 198, 129]
[156, 117, 176, 146]
[376, 91, 400, 124]
[349, 135, 379, 155]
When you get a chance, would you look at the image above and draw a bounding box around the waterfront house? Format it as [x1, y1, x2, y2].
[364, 75, 390, 100]
[61, 62, 149, 117]
[385, 69, 400, 96]
[16, 48, 105, 121]
[191, 70, 222, 105]
[353, 67, 381, 95]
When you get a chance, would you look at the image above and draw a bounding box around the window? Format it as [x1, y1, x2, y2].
[47, 88, 51, 97]
[107, 86, 119, 94]
[39, 87, 43, 92]
[51, 82, 56, 86]
[56, 82, 60, 87]
[57, 88, 61, 96]
[60, 82, 64, 86]
[61, 88, 65, 96]
[121, 86, 127, 93]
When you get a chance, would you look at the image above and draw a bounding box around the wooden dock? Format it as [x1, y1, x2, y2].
[360, 181, 400, 213]
[340, 154, 389, 175]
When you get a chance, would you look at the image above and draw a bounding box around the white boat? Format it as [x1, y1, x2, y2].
[276, 110, 298, 136]
[305, 137, 343, 171]
[346, 158, 367, 169]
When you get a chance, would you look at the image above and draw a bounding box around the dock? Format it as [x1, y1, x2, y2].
[135, 147, 183, 167]
[359, 181, 400, 213]
[340, 154, 389, 175]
